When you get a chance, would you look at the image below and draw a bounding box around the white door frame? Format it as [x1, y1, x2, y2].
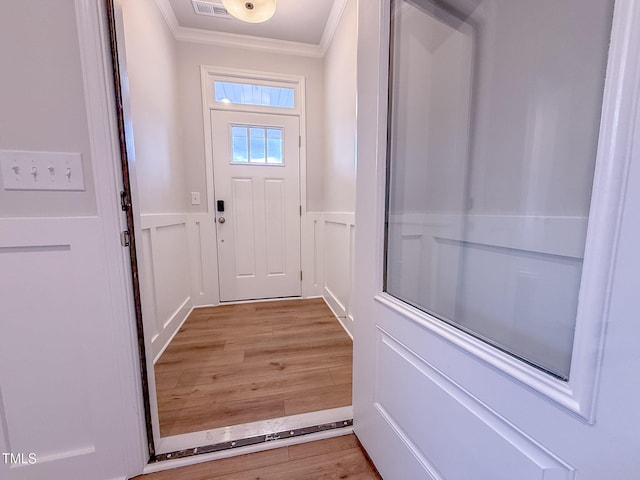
[200, 66, 309, 303]
[211, 110, 302, 301]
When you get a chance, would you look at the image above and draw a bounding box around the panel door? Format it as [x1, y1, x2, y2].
[211, 111, 301, 302]
[353, 0, 640, 478]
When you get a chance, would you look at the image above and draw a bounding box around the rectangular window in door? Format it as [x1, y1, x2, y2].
[384, 0, 615, 380]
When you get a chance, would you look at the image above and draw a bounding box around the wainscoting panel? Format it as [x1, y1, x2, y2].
[301, 212, 324, 298]
[139, 211, 356, 355]
[323, 213, 355, 337]
[373, 329, 574, 480]
[140, 214, 192, 362]
[187, 213, 218, 307]
[0, 217, 122, 478]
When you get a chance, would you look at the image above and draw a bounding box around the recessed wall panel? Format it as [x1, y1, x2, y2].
[325, 221, 348, 309]
[154, 223, 190, 326]
[231, 177, 255, 277]
[264, 178, 285, 275]
[0, 244, 94, 462]
[374, 330, 573, 480]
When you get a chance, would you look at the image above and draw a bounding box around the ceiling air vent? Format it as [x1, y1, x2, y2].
[191, 0, 232, 18]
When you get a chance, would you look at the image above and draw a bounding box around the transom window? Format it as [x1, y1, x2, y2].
[215, 80, 295, 109]
[231, 125, 283, 165]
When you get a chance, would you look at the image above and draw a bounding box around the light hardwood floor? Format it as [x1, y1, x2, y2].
[155, 298, 353, 437]
[132, 434, 381, 480]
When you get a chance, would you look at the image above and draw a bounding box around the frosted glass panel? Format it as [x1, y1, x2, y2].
[384, 0, 615, 379]
[214, 81, 295, 108]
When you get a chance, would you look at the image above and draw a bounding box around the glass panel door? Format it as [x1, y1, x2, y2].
[384, 0, 615, 379]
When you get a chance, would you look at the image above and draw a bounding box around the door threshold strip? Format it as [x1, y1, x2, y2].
[153, 418, 353, 462]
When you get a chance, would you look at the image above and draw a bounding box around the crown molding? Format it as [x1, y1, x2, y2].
[155, 0, 180, 37]
[154, 0, 349, 58]
[174, 26, 323, 57]
[319, 0, 349, 56]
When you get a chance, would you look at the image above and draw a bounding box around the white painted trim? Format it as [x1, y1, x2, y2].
[154, 0, 348, 58]
[322, 212, 356, 337]
[140, 213, 188, 229]
[324, 212, 356, 224]
[152, 302, 193, 364]
[302, 212, 325, 297]
[154, 0, 180, 36]
[139, 213, 194, 360]
[319, 0, 350, 56]
[155, 406, 353, 455]
[187, 212, 218, 306]
[375, 329, 574, 479]
[323, 292, 355, 341]
[176, 27, 323, 57]
[200, 65, 309, 303]
[370, 0, 640, 422]
[570, 0, 640, 421]
[74, 0, 147, 473]
[203, 66, 305, 115]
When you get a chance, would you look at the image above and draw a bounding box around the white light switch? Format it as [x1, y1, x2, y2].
[0, 150, 85, 191]
[191, 191, 201, 205]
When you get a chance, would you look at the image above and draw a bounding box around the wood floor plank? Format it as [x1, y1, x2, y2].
[287, 434, 360, 460]
[209, 450, 375, 480]
[154, 299, 353, 437]
[160, 395, 286, 436]
[329, 365, 353, 386]
[173, 353, 352, 390]
[133, 446, 290, 480]
[284, 383, 353, 416]
[131, 436, 381, 480]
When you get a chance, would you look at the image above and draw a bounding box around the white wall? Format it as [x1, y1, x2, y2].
[320, 0, 358, 336]
[122, 0, 194, 361]
[177, 42, 325, 212]
[0, 1, 145, 479]
[0, 0, 96, 217]
[122, 0, 188, 214]
[466, 0, 613, 216]
[323, 0, 357, 213]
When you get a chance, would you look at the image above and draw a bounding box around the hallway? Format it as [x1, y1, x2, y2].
[155, 299, 353, 436]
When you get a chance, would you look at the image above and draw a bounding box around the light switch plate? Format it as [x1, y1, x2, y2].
[191, 191, 201, 205]
[0, 150, 85, 191]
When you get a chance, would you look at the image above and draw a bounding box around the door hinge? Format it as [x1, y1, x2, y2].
[120, 230, 131, 247]
[120, 190, 131, 211]
[299, 136, 302, 148]
[299, 205, 302, 216]
[300, 270, 303, 281]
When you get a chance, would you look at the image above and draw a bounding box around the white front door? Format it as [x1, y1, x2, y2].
[211, 110, 301, 302]
[353, 0, 640, 479]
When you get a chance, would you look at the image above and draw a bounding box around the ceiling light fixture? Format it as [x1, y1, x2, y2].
[221, 0, 276, 23]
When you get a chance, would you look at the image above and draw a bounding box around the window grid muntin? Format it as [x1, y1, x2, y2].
[230, 124, 284, 165]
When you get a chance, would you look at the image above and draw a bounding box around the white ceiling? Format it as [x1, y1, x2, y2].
[167, 0, 337, 45]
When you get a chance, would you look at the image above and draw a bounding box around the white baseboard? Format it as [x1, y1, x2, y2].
[152, 298, 193, 364]
[322, 291, 353, 340]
